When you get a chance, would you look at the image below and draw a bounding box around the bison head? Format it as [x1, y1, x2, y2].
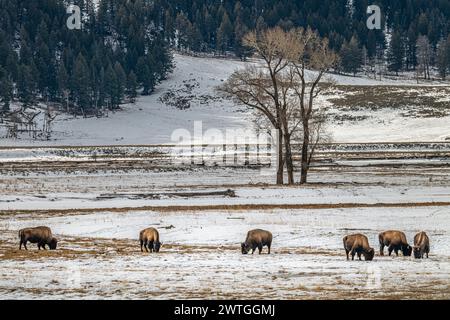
[402, 245, 412, 256]
[241, 242, 250, 254]
[364, 247, 375, 261]
[49, 237, 58, 250]
[413, 246, 421, 259]
[154, 241, 161, 252]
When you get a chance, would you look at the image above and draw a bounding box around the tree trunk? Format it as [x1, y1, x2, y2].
[300, 121, 310, 184]
[276, 128, 284, 185]
[284, 132, 294, 184]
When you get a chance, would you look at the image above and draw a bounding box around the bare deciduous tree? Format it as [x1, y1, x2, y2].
[43, 106, 57, 140]
[290, 28, 338, 184]
[220, 27, 301, 184]
[416, 35, 432, 80]
[220, 27, 336, 185]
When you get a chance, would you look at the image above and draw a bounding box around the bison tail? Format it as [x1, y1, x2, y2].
[18, 230, 22, 239]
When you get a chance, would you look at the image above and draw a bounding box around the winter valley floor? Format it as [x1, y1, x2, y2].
[0, 54, 449, 299]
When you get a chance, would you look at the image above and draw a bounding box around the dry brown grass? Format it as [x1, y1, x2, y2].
[325, 85, 450, 118]
[1, 201, 450, 219]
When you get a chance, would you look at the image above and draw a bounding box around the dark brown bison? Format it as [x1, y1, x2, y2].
[379, 230, 412, 256]
[241, 229, 272, 254]
[343, 233, 375, 261]
[139, 227, 161, 253]
[19, 226, 57, 250]
[413, 231, 430, 259]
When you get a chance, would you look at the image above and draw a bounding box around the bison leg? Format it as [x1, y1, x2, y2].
[143, 241, 149, 252]
[267, 243, 271, 254]
[388, 245, 394, 256]
[379, 244, 385, 256]
[350, 245, 358, 261]
[421, 248, 425, 259]
[149, 241, 154, 253]
[257, 244, 262, 254]
[345, 249, 349, 260]
[23, 241, 28, 250]
[350, 248, 356, 260]
[19, 241, 22, 250]
[42, 243, 47, 250]
[140, 240, 144, 252]
[394, 247, 399, 256]
[357, 252, 362, 261]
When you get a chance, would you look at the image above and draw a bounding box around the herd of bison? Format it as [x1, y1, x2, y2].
[17, 226, 430, 260]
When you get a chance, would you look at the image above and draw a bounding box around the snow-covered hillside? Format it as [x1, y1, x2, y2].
[1, 53, 449, 146]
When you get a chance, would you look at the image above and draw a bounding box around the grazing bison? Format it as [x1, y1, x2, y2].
[343, 234, 375, 261]
[379, 230, 412, 257]
[19, 226, 57, 250]
[413, 231, 430, 259]
[139, 227, 161, 253]
[241, 229, 272, 254]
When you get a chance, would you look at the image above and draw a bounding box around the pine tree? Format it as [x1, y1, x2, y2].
[175, 12, 192, 51]
[387, 31, 405, 75]
[0, 67, 13, 112]
[447, 36, 450, 75]
[17, 64, 37, 107]
[189, 23, 203, 52]
[340, 36, 363, 76]
[105, 64, 118, 109]
[164, 9, 175, 43]
[72, 53, 91, 112]
[436, 38, 448, 79]
[126, 71, 138, 103]
[406, 25, 418, 70]
[136, 56, 153, 95]
[57, 63, 69, 98]
[114, 62, 126, 105]
[216, 11, 233, 53]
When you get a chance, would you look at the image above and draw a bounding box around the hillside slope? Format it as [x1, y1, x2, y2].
[1, 54, 449, 146]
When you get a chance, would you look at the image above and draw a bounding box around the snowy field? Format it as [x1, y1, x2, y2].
[0, 207, 449, 299]
[0, 150, 449, 299]
[1, 53, 450, 146]
[0, 53, 449, 299]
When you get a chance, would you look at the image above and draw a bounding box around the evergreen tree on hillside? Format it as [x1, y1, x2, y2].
[447, 35, 450, 74]
[126, 71, 138, 103]
[0, 67, 13, 112]
[436, 38, 449, 80]
[340, 36, 363, 76]
[57, 63, 69, 98]
[216, 11, 233, 53]
[114, 62, 127, 106]
[105, 64, 118, 109]
[17, 64, 37, 107]
[175, 12, 192, 51]
[387, 31, 405, 75]
[72, 54, 91, 113]
[136, 56, 154, 96]
[405, 25, 418, 70]
[0, 0, 174, 115]
[1, 0, 450, 117]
